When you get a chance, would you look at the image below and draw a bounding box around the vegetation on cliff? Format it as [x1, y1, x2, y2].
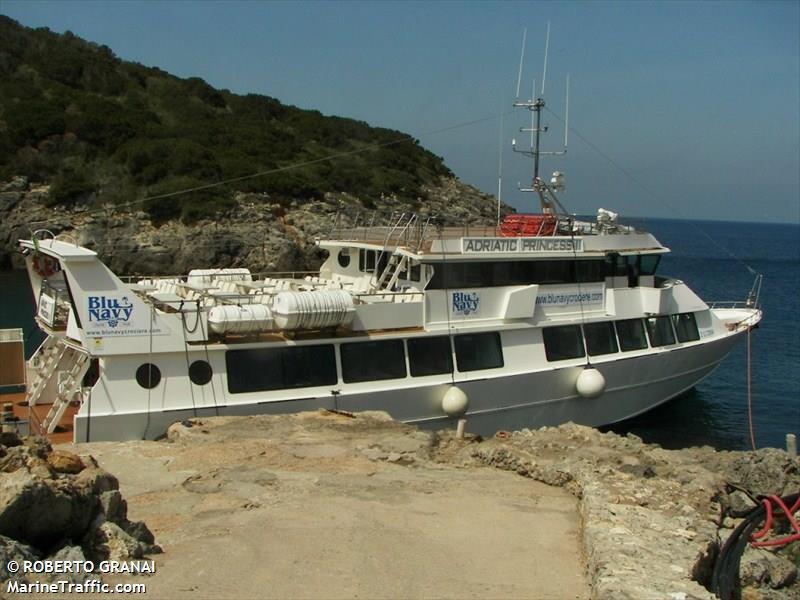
[0, 16, 452, 223]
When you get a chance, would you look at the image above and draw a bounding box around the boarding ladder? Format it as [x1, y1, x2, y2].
[26, 336, 66, 407]
[27, 337, 90, 434]
[375, 253, 409, 291]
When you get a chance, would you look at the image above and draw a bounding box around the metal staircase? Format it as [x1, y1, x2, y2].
[26, 337, 90, 434]
[374, 253, 408, 291]
[26, 336, 66, 407]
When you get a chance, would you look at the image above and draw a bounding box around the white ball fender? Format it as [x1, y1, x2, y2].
[442, 386, 469, 417]
[576, 367, 606, 399]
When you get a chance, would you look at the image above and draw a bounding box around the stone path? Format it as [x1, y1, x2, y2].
[63, 412, 588, 599]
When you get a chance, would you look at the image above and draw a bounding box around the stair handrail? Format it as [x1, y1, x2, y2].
[371, 212, 407, 289]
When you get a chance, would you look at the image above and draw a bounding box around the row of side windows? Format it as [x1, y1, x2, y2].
[426, 254, 661, 290]
[543, 312, 701, 362]
[226, 332, 504, 393]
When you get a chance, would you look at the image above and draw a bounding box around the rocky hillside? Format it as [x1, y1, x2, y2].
[0, 16, 509, 272]
[0, 175, 504, 273]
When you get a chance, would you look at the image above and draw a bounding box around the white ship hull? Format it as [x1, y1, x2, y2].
[18, 222, 761, 443]
[72, 313, 747, 442]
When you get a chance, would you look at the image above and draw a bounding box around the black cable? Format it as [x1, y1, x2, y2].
[711, 492, 800, 600]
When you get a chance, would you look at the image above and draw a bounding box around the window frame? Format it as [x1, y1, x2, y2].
[583, 321, 619, 357]
[542, 325, 586, 362]
[226, 344, 338, 394]
[407, 336, 454, 377]
[340, 339, 407, 383]
[454, 332, 504, 372]
[672, 312, 701, 343]
[645, 315, 677, 347]
[615, 318, 649, 352]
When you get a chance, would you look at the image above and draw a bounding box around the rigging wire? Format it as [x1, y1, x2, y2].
[543, 106, 760, 277]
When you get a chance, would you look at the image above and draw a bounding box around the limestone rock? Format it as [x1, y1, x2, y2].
[98, 490, 127, 524]
[23, 436, 52, 458]
[47, 450, 85, 474]
[0, 468, 96, 548]
[122, 520, 157, 548]
[741, 547, 798, 590]
[73, 465, 119, 495]
[0, 534, 38, 583]
[1, 176, 28, 192]
[86, 521, 144, 562]
[47, 545, 91, 584]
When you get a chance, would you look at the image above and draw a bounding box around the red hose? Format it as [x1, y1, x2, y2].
[751, 494, 800, 548]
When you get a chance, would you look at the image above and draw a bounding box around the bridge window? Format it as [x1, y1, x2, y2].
[226, 345, 337, 393]
[359, 250, 389, 276]
[583, 322, 619, 356]
[615, 319, 648, 351]
[359, 249, 376, 272]
[426, 260, 606, 289]
[409, 263, 421, 282]
[408, 336, 453, 377]
[645, 316, 676, 347]
[639, 255, 661, 276]
[454, 332, 504, 371]
[543, 325, 585, 361]
[672, 313, 700, 343]
[341, 339, 406, 383]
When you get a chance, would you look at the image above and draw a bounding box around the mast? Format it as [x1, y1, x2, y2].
[513, 91, 557, 213]
[511, 23, 568, 215]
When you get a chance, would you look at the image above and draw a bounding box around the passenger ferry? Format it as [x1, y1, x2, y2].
[15, 93, 761, 442]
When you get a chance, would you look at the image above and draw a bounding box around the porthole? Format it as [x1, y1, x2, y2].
[337, 248, 351, 268]
[135, 363, 161, 389]
[189, 360, 213, 386]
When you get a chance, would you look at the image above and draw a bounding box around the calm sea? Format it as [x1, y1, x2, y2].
[1, 218, 797, 450]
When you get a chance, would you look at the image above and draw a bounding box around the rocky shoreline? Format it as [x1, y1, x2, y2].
[466, 424, 800, 599]
[0, 175, 506, 274]
[0, 432, 160, 587]
[2, 413, 797, 599]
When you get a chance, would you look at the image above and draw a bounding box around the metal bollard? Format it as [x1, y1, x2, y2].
[456, 418, 467, 439]
[787, 434, 797, 458]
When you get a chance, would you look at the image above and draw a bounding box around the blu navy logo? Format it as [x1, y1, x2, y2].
[88, 296, 133, 328]
[452, 292, 480, 316]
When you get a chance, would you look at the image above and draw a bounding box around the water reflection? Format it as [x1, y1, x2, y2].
[603, 386, 750, 450]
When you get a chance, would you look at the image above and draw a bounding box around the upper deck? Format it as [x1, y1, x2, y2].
[322, 211, 669, 259]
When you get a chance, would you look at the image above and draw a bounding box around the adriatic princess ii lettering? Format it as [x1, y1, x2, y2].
[461, 237, 583, 253]
[452, 292, 480, 316]
[519, 238, 582, 252]
[87, 296, 133, 328]
[463, 238, 519, 253]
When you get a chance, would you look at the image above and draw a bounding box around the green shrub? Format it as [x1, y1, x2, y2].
[47, 166, 95, 206]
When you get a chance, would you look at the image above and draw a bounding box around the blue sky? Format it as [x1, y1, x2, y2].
[2, 1, 798, 223]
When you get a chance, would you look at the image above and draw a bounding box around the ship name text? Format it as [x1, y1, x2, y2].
[462, 237, 583, 254]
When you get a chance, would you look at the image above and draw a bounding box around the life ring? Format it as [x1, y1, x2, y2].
[32, 254, 59, 278]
